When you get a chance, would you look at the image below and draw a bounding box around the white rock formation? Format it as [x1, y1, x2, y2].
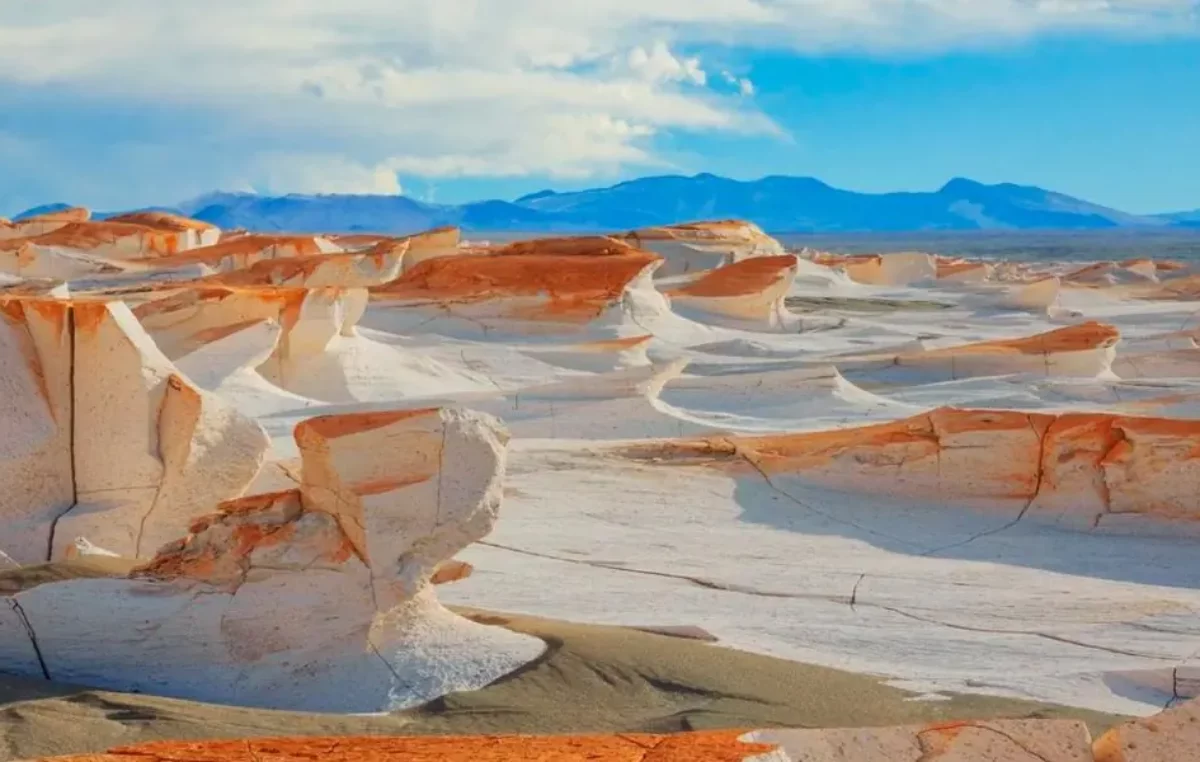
[0, 296, 270, 563]
[620, 220, 786, 277]
[0, 406, 544, 713]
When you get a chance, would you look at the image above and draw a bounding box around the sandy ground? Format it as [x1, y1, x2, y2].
[0, 608, 1121, 761]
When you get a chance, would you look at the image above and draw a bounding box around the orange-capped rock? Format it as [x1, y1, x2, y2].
[22, 730, 778, 762]
[371, 243, 662, 322]
[143, 234, 335, 269]
[618, 220, 785, 277]
[666, 255, 798, 325]
[622, 407, 1200, 521]
[669, 255, 799, 299]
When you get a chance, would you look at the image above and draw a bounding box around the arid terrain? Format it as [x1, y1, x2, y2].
[1, 208, 1198, 761]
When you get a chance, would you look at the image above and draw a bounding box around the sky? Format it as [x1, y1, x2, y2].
[0, 1, 1197, 216]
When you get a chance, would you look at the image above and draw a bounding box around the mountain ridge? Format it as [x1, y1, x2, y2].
[12, 174, 1193, 235]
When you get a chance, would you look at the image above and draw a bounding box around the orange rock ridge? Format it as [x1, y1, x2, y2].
[667, 255, 798, 298]
[20, 731, 778, 762]
[105, 211, 217, 233]
[918, 321, 1120, 358]
[622, 407, 1200, 519]
[371, 242, 662, 321]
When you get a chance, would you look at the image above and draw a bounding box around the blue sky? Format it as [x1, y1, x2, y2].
[1, 2, 1197, 216]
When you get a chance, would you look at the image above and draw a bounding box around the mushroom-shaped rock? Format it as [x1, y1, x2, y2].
[105, 211, 221, 249]
[622, 407, 1200, 525]
[0, 407, 543, 713]
[746, 719, 1094, 762]
[666, 255, 798, 326]
[16, 731, 778, 762]
[620, 220, 785, 277]
[1093, 698, 1200, 762]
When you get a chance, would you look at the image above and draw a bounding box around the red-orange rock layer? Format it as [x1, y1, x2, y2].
[148, 235, 328, 267]
[23, 222, 184, 255]
[198, 248, 399, 287]
[493, 235, 641, 258]
[130, 488, 357, 585]
[919, 322, 1120, 357]
[623, 219, 771, 242]
[1131, 275, 1200, 301]
[105, 211, 217, 232]
[668, 255, 798, 298]
[811, 253, 880, 267]
[622, 408, 1200, 518]
[573, 335, 654, 352]
[22, 207, 90, 224]
[26, 731, 777, 762]
[371, 248, 661, 321]
[936, 260, 990, 278]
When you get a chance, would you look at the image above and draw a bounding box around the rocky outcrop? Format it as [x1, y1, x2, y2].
[403, 226, 462, 271]
[136, 234, 342, 273]
[196, 243, 404, 289]
[620, 220, 785, 278]
[622, 407, 1200, 525]
[371, 238, 664, 326]
[814, 252, 937, 286]
[842, 322, 1122, 380]
[0, 295, 269, 564]
[666, 255, 798, 326]
[0, 406, 544, 712]
[105, 211, 221, 249]
[0, 207, 91, 240]
[12, 221, 211, 261]
[1093, 698, 1200, 762]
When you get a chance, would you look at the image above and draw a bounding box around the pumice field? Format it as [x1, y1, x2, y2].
[1, 207, 1198, 761]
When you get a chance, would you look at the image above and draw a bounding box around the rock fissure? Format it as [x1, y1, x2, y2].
[7, 598, 50, 680]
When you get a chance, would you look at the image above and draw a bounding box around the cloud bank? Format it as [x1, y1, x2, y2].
[0, 0, 1195, 208]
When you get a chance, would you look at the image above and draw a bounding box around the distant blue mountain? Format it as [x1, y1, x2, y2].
[11, 202, 75, 220]
[20, 175, 1191, 234]
[1157, 209, 1200, 228]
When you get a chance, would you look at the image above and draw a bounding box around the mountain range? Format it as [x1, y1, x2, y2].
[13, 174, 1199, 235]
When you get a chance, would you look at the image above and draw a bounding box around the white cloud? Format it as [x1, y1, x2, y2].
[626, 42, 708, 85]
[252, 154, 403, 195]
[0, 0, 1194, 206]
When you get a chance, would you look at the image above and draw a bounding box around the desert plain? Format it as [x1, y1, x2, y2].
[0, 207, 1198, 760]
